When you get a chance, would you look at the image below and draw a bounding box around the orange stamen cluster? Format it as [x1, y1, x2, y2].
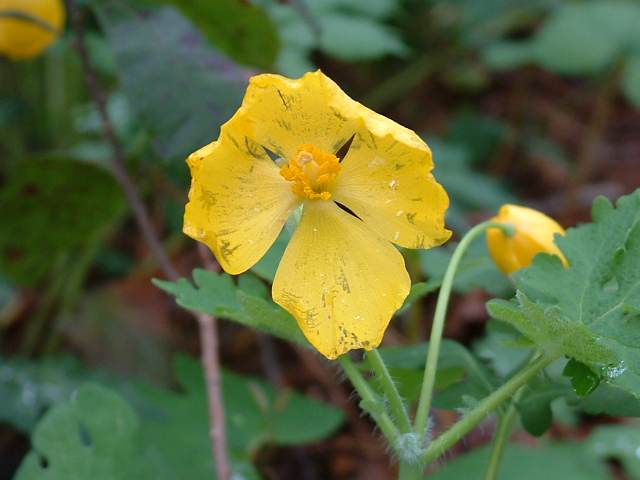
[280, 144, 341, 200]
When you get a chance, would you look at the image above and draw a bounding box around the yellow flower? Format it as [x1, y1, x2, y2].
[0, 0, 65, 60]
[487, 204, 569, 275]
[184, 71, 451, 359]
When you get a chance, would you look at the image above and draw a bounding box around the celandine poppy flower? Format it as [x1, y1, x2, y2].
[184, 71, 451, 359]
[0, 0, 65, 60]
[487, 204, 569, 275]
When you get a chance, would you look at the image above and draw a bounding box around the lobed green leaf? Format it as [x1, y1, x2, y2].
[153, 269, 309, 347]
[14, 384, 168, 480]
[488, 189, 640, 399]
[94, 3, 247, 164]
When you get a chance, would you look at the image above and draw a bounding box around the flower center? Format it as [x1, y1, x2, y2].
[280, 144, 341, 200]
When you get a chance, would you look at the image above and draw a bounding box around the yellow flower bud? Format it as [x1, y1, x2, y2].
[487, 204, 569, 275]
[0, 0, 65, 60]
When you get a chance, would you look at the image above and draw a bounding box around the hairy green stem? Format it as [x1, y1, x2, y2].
[419, 353, 555, 465]
[483, 385, 527, 480]
[366, 350, 412, 434]
[338, 355, 401, 446]
[414, 221, 513, 438]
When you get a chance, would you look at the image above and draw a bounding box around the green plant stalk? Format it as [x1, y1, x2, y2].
[419, 353, 555, 465]
[338, 355, 401, 445]
[43, 222, 122, 354]
[20, 253, 69, 354]
[404, 250, 426, 344]
[570, 61, 622, 194]
[366, 349, 412, 434]
[362, 53, 440, 111]
[483, 385, 527, 480]
[414, 221, 512, 438]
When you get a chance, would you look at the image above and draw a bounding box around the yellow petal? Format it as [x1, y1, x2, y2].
[0, 0, 65, 60]
[230, 70, 361, 160]
[184, 126, 302, 275]
[272, 200, 410, 359]
[331, 110, 452, 250]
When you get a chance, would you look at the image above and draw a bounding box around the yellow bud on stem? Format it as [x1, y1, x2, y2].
[0, 0, 65, 60]
[487, 204, 568, 275]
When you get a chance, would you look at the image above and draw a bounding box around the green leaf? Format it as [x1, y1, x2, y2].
[396, 280, 440, 315]
[318, 13, 409, 61]
[376, 340, 497, 409]
[483, 2, 640, 77]
[516, 376, 573, 436]
[622, 56, 640, 109]
[0, 157, 125, 286]
[255, 0, 407, 75]
[418, 238, 514, 297]
[482, 40, 534, 70]
[513, 189, 640, 397]
[578, 383, 640, 417]
[136, 355, 344, 477]
[487, 292, 616, 367]
[0, 356, 110, 433]
[94, 3, 246, 163]
[305, 0, 399, 19]
[426, 442, 612, 480]
[154, 0, 279, 69]
[250, 230, 289, 282]
[473, 320, 533, 378]
[14, 384, 168, 480]
[531, 3, 618, 74]
[153, 269, 308, 346]
[585, 425, 640, 479]
[426, 137, 516, 232]
[432, 380, 491, 411]
[235, 291, 310, 347]
[563, 359, 600, 396]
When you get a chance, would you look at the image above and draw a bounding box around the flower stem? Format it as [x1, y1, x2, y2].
[483, 385, 527, 480]
[419, 353, 555, 465]
[196, 312, 232, 480]
[414, 221, 512, 439]
[338, 355, 401, 446]
[366, 350, 412, 434]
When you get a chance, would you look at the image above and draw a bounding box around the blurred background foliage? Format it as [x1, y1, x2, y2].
[1, 0, 640, 478]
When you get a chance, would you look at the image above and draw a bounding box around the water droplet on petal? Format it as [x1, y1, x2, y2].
[396, 210, 404, 217]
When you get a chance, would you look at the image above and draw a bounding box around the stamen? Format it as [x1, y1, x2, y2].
[280, 144, 341, 200]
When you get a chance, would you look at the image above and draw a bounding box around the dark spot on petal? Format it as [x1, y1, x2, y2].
[263, 146, 284, 163]
[335, 202, 361, 220]
[335, 134, 355, 163]
[276, 88, 290, 109]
